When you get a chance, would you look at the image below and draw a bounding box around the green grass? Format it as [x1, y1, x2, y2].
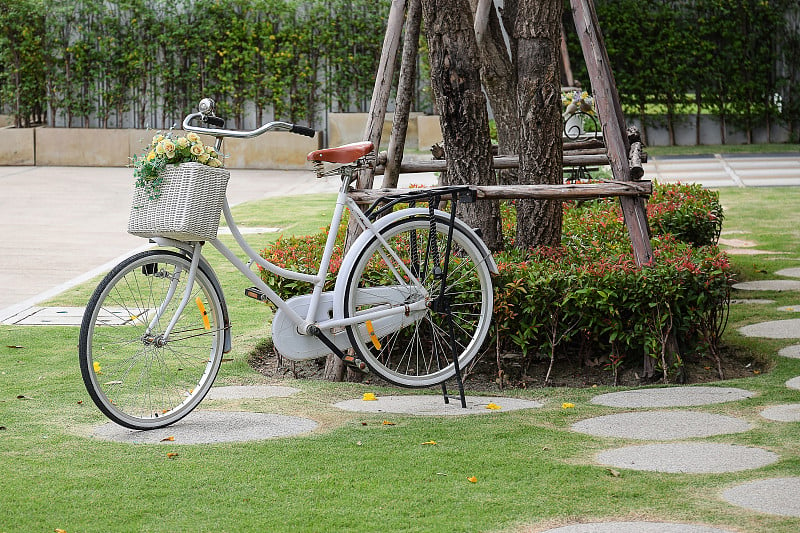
[2, 191, 800, 532]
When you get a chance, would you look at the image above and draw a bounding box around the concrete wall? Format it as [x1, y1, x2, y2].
[0, 127, 321, 169]
[0, 127, 35, 165]
[630, 115, 792, 146]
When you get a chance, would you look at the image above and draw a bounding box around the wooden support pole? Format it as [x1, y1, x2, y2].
[384, 0, 422, 189]
[357, 0, 407, 190]
[349, 181, 652, 203]
[571, 0, 653, 267]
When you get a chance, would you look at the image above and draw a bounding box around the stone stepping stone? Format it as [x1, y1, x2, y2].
[777, 304, 800, 312]
[721, 477, 800, 517]
[738, 318, 800, 339]
[596, 442, 778, 474]
[760, 404, 800, 423]
[786, 377, 800, 390]
[540, 522, 736, 533]
[730, 298, 775, 305]
[591, 386, 754, 408]
[571, 410, 752, 440]
[778, 345, 800, 358]
[775, 267, 800, 278]
[333, 395, 542, 416]
[733, 280, 800, 291]
[206, 384, 300, 400]
[92, 411, 318, 444]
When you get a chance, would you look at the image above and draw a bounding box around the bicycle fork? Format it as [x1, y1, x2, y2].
[143, 242, 204, 346]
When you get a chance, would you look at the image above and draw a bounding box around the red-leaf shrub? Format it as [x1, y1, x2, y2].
[260, 183, 733, 381]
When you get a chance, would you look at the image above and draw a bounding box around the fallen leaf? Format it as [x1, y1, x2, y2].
[606, 468, 621, 477]
[221, 358, 234, 362]
[16, 395, 31, 400]
[382, 420, 395, 426]
[421, 440, 437, 445]
[161, 436, 175, 442]
[0, 426, 7, 430]
[93, 361, 102, 374]
[561, 402, 575, 409]
[356, 441, 362, 446]
[362, 393, 377, 401]
[486, 403, 502, 410]
[55, 529, 67, 533]
[436, 472, 448, 476]
[5, 345, 23, 349]
[467, 476, 477, 483]
[166, 452, 179, 459]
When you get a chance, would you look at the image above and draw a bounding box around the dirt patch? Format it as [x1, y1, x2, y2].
[248, 339, 770, 391]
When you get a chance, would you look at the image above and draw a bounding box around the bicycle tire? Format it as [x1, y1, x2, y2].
[79, 249, 225, 429]
[342, 214, 493, 387]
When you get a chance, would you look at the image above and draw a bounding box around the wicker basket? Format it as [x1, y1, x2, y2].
[128, 162, 230, 241]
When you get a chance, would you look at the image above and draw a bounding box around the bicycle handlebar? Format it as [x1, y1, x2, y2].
[182, 98, 317, 139]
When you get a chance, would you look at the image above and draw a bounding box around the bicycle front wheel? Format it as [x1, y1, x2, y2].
[79, 250, 225, 429]
[342, 215, 493, 387]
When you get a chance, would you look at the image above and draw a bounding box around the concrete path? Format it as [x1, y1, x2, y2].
[644, 152, 800, 187]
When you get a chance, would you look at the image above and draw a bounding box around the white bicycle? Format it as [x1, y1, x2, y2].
[79, 98, 497, 430]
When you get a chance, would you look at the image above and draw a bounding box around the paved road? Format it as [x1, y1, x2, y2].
[0, 153, 798, 322]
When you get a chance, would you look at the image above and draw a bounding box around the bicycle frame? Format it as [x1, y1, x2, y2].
[152, 165, 429, 348]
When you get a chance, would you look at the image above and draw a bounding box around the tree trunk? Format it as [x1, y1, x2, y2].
[421, 0, 503, 252]
[469, 0, 520, 187]
[513, 0, 564, 249]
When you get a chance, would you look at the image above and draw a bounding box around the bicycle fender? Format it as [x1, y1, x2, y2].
[332, 208, 498, 320]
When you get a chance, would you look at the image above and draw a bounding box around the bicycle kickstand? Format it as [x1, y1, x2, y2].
[429, 197, 468, 409]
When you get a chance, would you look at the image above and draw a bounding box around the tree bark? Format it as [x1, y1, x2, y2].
[469, 0, 520, 187]
[421, 0, 503, 251]
[513, 0, 564, 249]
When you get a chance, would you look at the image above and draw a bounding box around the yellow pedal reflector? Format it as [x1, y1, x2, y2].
[195, 297, 211, 330]
[365, 320, 381, 350]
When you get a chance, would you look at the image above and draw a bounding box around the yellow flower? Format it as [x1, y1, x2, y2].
[197, 152, 210, 163]
[486, 403, 502, 410]
[93, 361, 102, 374]
[152, 133, 165, 145]
[186, 132, 200, 143]
[155, 142, 166, 155]
[362, 393, 377, 401]
[208, 158, 222, 168]
[190, 143, 205, 157]
[146, 150, 156, 161]
[162, 139, 176, 153]
[165, 150, 176, 160]
[177, 136, 189, 148]
[562, 402, 575, 409]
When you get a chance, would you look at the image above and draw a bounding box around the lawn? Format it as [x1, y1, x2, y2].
[1, 189, 799, 532]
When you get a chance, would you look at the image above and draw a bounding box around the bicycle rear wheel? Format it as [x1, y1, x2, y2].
[342, 215, 493, 387]
[79, 250, 225, 429]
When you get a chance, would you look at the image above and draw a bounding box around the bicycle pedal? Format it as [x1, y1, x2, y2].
[244, 286, 269, 302]
[342, 355, 368, 373]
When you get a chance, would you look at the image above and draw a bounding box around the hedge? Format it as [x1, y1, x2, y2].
[0, 0, 389, 129]
[259, 183, 733, 383]
[2, 0, 799, 142]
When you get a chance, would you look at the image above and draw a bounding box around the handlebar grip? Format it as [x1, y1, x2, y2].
[290, 124, 316, 138]
[203, 116, 225, 128]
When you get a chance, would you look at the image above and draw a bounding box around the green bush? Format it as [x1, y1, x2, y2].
[259, 183, 734, 382]
[648, 182, 723, 246]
